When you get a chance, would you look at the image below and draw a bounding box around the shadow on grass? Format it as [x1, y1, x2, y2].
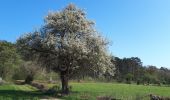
[0, 90, 50, 99]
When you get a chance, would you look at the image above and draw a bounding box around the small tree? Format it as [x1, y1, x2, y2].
[17, 4, 115, 94]
[125, 73, 133, 84]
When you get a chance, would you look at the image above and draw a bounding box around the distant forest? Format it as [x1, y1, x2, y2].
[112, 57, 170, 85]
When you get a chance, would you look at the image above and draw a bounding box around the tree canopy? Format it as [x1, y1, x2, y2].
[17, 4, 115, 94]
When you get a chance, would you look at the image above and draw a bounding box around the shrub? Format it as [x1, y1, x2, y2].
[162, 80, 166, 84]
[136, 80, 141, 85]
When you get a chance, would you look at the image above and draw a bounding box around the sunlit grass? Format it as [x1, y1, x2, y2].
[58, 82, 170, 100]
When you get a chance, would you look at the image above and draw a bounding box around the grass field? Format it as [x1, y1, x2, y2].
[0, 83, 170, 100]
[58, 83, 170, 100]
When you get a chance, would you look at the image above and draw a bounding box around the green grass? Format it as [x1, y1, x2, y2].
[0, 84, 46, 100]
[57, 83, 170, 100]
[0, 83, 170, 100]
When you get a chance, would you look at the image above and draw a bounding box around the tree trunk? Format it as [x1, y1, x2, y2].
[25, 75, 33, 84]
[60, 71, 69, 95]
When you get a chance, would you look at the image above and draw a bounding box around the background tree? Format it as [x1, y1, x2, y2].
[159, 67, 170, 84]
[114, 57, 142, 82]
[17, 4, 115, 94]
[145, 65, 159, 84]
[0, 40, 21, 80]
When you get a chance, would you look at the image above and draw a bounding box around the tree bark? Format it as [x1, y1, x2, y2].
[60, 71, 69, 95]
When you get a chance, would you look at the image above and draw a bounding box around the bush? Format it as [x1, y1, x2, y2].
[125, 73, 133, 84]
[137, 80, 141, 85]
[162, 80, 166, 84]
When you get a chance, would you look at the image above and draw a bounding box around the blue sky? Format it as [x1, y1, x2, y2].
[0, 0, 170, 68]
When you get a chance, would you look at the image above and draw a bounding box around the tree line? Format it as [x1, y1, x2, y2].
[113, 57, 170, 85]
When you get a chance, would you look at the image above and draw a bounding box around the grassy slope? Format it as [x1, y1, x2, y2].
[60, 83, 170, 100]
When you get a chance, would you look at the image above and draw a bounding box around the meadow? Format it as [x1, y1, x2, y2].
[0, 82, 169, 100]
[58, 83, 170, 100]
